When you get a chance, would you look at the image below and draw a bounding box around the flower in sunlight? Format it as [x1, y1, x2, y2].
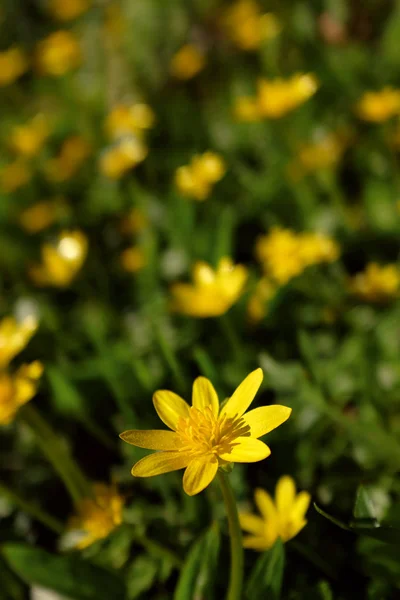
[240, 475, 311, 550]
[175, 152, 226, 201]
[45, 135, 92, 182]
[1, 160, 32, 193]
[170, 44, 205, 80]
[105, 104, 155, 140]
[349, 262, 400, 303]
[170, 257, 247, 317]
[120, 368, 291, 496]
[29, 230, 88, 287]
[35, 31, 81, 76]
[256, 74, 318, 119]
[9, 115, 50, 157]
[48, 0, 91, 21]
[68, 483, 124, 549]
[0, 361, 44, 425]
[247, 278, 276, 323]
[0, 46, 28, 87]
[0, 316, 38, 369]
[356, 88, 400, 123]
[222, 1, 281, 51]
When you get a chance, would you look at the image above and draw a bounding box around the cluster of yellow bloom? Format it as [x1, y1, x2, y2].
[35, 30, 82, 77]
[100, 103, 155, 179]
[240, 475, 311, 550]
[356, 88, 400, 123]
[0, 316, 42, 426]
[0, 46, 28, 87]
[68, 483, 124, 549]
[175, 152, 226, 200]
[256, 227, 340, 285]
[48, 0, 91, 21]
[170, 44, 205, 80]
[349, 262, 400, 303]
[289, 130, 350, 177]
[221, 0, 281, 51]
[171, 257, 247, 317]
[235, 73, 318, 121]
[18, 198, 66, 234]
[45, 135, 92, 183]
[29, 231, 88, 287]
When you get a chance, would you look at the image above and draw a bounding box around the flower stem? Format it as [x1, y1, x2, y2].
[19, 404, 91, 505]
[217, 470, 244, 600]
[0, 481, 64, 534]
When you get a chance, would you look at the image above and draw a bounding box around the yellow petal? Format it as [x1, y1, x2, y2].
[243, 405, 292, 438]
[220, 368, 263, 419]
[219, 437, 271, 463]
[276, 475, 296, 515]
[254, 488, 278, 522]
[242, 535, 273, 551]
[131, 451, 190, 477]
[120, 430, 181, 450]
[239, 512, 265, 535]
[192, 376, 219, 416]
[290, 491, 311, 522]
[153, 390, 190, 431]
[284, 519, 307, 542]
[182, 455, 218, 496]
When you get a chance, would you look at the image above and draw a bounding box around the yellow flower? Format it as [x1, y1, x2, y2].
[175, 152, 226, 201]
[0, 361, 44, 425]
[9, 115, 50, 157]
[298, 232, 340, 266]
[349, 263, 400, 303]
[120, 247, 146, 273]
[1, 160, 32, 193]
[18, 199, 62, 233]
[104, 104, 155, 140]
[100, 137, 148, 179]
[356, 88, 400, 123]
[0, 316, 38, 369]
[233, 96, 261, 122]
[120, 369, 291, 496]
[240, 475, 311, 550]
[0, 46, 28, 87]
[45, 135, 91, 182]
[222, 1, 281, 51]
[171, 257, 247, 317]
[295, 132, 347, 173]
[170, 44, 205, 80]
[29, 230, 88, 287]
[48, 0, 91, 21]
[35, 31, 81, 76]
[247, 278, 276, 323]
[68, 483, 124, 549]
[257, 74, 318, 119]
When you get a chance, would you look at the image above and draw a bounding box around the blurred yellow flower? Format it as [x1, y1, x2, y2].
[0, 46, 28, 87]
[175, 152, 226, 201]
[9, 115, 50, 157]
[356, 88, 400, 123]
[170, 44, 205, 80]
[222, 1, 281, 51]
[256, 227, 339, 285]
[105, 104, 155, 140]
[120, 247, 146, 273]
[29, 230, 88, 287]
[171, 257, 247, 317]
[1, 160, 32, 193]
[240, 475, 311, 550]
[0, 361, 43, 425]
[120, 368, 291, 496]
[257, 74, 318, 119]
[35, 31, 81, 76]
[233, 96, 261, 122]
[45, 135, 91, 182]
[247, 278, 276, 323]
[19, 199, 62, 233]
[295, 132, 347, 174]
[349, 263, 400, 303]
[100, 137, 148, 179]
[68, 483, 124, 549]
[0, 316, 38, 369]
[48, 0, 91, 21]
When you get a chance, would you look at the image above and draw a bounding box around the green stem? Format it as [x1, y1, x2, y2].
[220, 314, 244, 367]
[19, 405, 91, 505]
[0, 481, 64, 534]
[217, 470, 244, 600]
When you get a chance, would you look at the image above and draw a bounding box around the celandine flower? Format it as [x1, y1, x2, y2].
[0, 361, 43, 425]
[29, 230, 88, 287]
[68, 483, 124, 549]
[49, 0, 91, 21]
[356, 88, 400, 123]
[170, 44, 205, 80]
[0, 47, 28, 87]
[105, 104, 155, 140]
[222, 1, 281, 51]
[9, 115, 50, 157]
[100, 137, 148, 179]
[120, 369, 291, 496]
[1, 160, 32, 193]
[175, 152, 226, 200]
[256, 74, 318, 118]
[19, 199, 64, 233]
[45, 135, 91, 182]
[0, 316, 38, 369]
[349, 262, 400, 303]
[35, 31, 81, 76]
[170, 257, 247, 317]
[240, 475, 311, 550]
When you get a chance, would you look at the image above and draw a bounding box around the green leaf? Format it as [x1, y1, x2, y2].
[314, 503, 351, 532]
[127, 555, 158, 600]
[173, 523, 220, 600]
[353, 486, 377, 520]
[245, 538, 285, 600]
[2, 544, 125, 600]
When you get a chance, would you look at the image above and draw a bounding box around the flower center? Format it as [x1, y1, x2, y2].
[175, 405, 251, 458]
